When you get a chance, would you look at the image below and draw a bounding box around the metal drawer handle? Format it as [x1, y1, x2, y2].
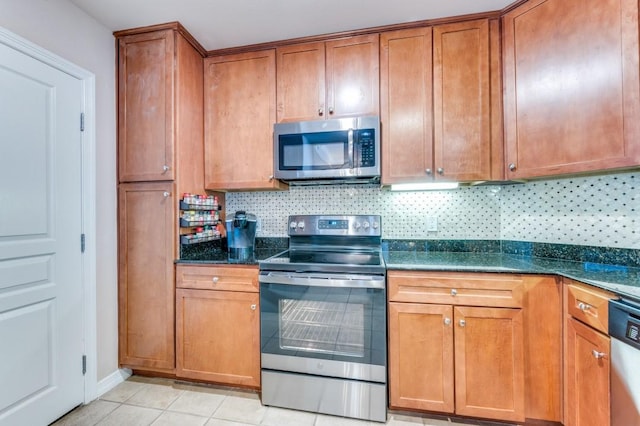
[459, 319, 466, 327]
[451, 289, 457, 296]
[444, 318, 451, 326]
[592, 350, 606, 359]
[250, 304, 257, 311]
[578, 302, 592, 312]
[212, 276, 219, 283]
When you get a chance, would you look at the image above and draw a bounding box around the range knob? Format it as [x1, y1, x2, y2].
[372, 222, 379, 229]
[289, 221, 297, 230]
[297, 221, 305, 229]
[353, 222, 361, 230]
[362, 221, 370, 230]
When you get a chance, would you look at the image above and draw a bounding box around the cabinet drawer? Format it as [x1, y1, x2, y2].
[565, 279, 615, 334]
[176, 264, 258, 292]
[388, 271, 523, 307]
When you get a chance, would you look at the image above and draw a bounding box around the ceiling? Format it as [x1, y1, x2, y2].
[70, 0, 515, 51]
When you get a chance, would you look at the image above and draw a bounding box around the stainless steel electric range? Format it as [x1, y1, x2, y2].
[258, 215, 387, 422]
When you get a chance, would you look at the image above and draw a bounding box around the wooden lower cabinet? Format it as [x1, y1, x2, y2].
[388, 303, 454, 412]
[564, 279, 614, 426]
[118, 182, 176, 372]
[565, 318, 611, 426]
[175, 265, 260, 388]
[453, 306, 524, 422]
[388, 272, 562, 423]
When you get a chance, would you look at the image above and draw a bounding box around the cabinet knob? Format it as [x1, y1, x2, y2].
[451, 289, 457, 296]
[268, 175, 274, 181]
[578, 302, 592, 312]
[459, 319, 466, 327]
[425, 168, 432, 175]
[444, 318, 451, 326]
[592, 349, 606, 359]
[250, 304, 257, 311]
[162, 191, 170, 198]
[162, 165, 170, 172]
[437, 167, 444, 175]
[212, 276, 219, 283]
[318, 108, 324, 116]
[328, 107, 334, 114]
[509, 163, 517, 172]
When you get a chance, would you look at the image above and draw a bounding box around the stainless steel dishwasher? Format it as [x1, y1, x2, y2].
[609, 298, 640, 426]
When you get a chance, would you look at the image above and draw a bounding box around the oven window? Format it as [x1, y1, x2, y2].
[260, 282, 386, 367]
[279, 299, 364, 357]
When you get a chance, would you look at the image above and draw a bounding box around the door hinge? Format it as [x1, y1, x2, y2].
[80, 113, 85, 132]
[82, 355, 87, 375]
[81, 234, 86, 253]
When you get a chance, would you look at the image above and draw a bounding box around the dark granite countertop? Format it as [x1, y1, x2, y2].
[384, 251, 640, 301]
[176, 248, 285, 265]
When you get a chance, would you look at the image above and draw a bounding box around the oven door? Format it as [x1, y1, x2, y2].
[259, 271, 386, 383]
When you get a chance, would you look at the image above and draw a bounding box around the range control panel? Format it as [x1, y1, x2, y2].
[287, 215, 381, 237]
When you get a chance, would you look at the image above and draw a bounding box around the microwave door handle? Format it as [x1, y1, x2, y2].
[348, 129, 354, 169]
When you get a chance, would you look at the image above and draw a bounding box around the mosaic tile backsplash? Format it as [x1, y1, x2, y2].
[226, 171, 639, 250]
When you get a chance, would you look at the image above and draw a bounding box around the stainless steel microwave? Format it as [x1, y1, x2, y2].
[273, 116, 380, 183]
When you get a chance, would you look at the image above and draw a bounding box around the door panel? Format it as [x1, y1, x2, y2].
[0, 40, 83, 426]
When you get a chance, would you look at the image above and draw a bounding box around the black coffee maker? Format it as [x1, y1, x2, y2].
[225, 211, 257, 262]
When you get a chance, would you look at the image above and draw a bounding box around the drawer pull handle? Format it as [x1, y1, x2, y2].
[451, 289, 457, 296]
[459, 319, 466, 327]
[250, 304, 257, 311]
[444, 318, 451, 326]
[592, 350, 606, 359]
[212, 276, 219, 283]
[578, 302, 592, 312]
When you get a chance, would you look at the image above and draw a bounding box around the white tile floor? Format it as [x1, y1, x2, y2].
[51, 376, 514, 426]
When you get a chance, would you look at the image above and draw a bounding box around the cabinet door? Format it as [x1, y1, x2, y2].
[433, 19, 491, 181]
[380, 28, 434, 185]
[176, 288, 260, 388]
[118, 30, 175, 182]
[118, 182, 175, 371]
[388, 302, 454, 413]
[325, 34, 380, 118]
[565, 318, 611, 426]
[276, 42, 325, 122]
[204, 50, 285, 191]
[454, 306, 525, 422]
[503, 0, 640, 178]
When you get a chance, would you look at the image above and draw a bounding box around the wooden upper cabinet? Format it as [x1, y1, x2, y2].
[380, 27, 434, 185]
[503, 0, 640, 179]
[325, 35, 379, 119]
[118, 30, 175, 182]
[276, 34, 379, 122]
[204, 50, 286, 191]
[276, 42, 325, 122]
[434, 19, 492, 182]
[381, 20, 501, 185]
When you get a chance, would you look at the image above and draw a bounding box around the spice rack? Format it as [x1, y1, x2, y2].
[179, 194, 222, 245]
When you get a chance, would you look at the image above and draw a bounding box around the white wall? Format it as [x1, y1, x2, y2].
[0, 0, 118, 381]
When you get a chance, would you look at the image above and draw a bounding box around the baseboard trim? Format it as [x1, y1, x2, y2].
[96, 368, 132, 397]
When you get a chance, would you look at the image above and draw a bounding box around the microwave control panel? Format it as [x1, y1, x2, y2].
[356, 130, 376, 167]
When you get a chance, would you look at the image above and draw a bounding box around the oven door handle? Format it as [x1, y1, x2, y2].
[259, 272, 385, 289]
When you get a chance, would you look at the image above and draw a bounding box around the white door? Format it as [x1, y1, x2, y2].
[0, 39, 84, 425]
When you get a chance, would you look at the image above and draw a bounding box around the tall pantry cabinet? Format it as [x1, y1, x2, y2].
[115, 23, 206, 373]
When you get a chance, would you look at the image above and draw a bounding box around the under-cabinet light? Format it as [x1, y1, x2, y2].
[390, 182, 460, 191]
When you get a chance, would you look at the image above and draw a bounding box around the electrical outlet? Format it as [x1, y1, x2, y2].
[426, 216, 438, 232]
